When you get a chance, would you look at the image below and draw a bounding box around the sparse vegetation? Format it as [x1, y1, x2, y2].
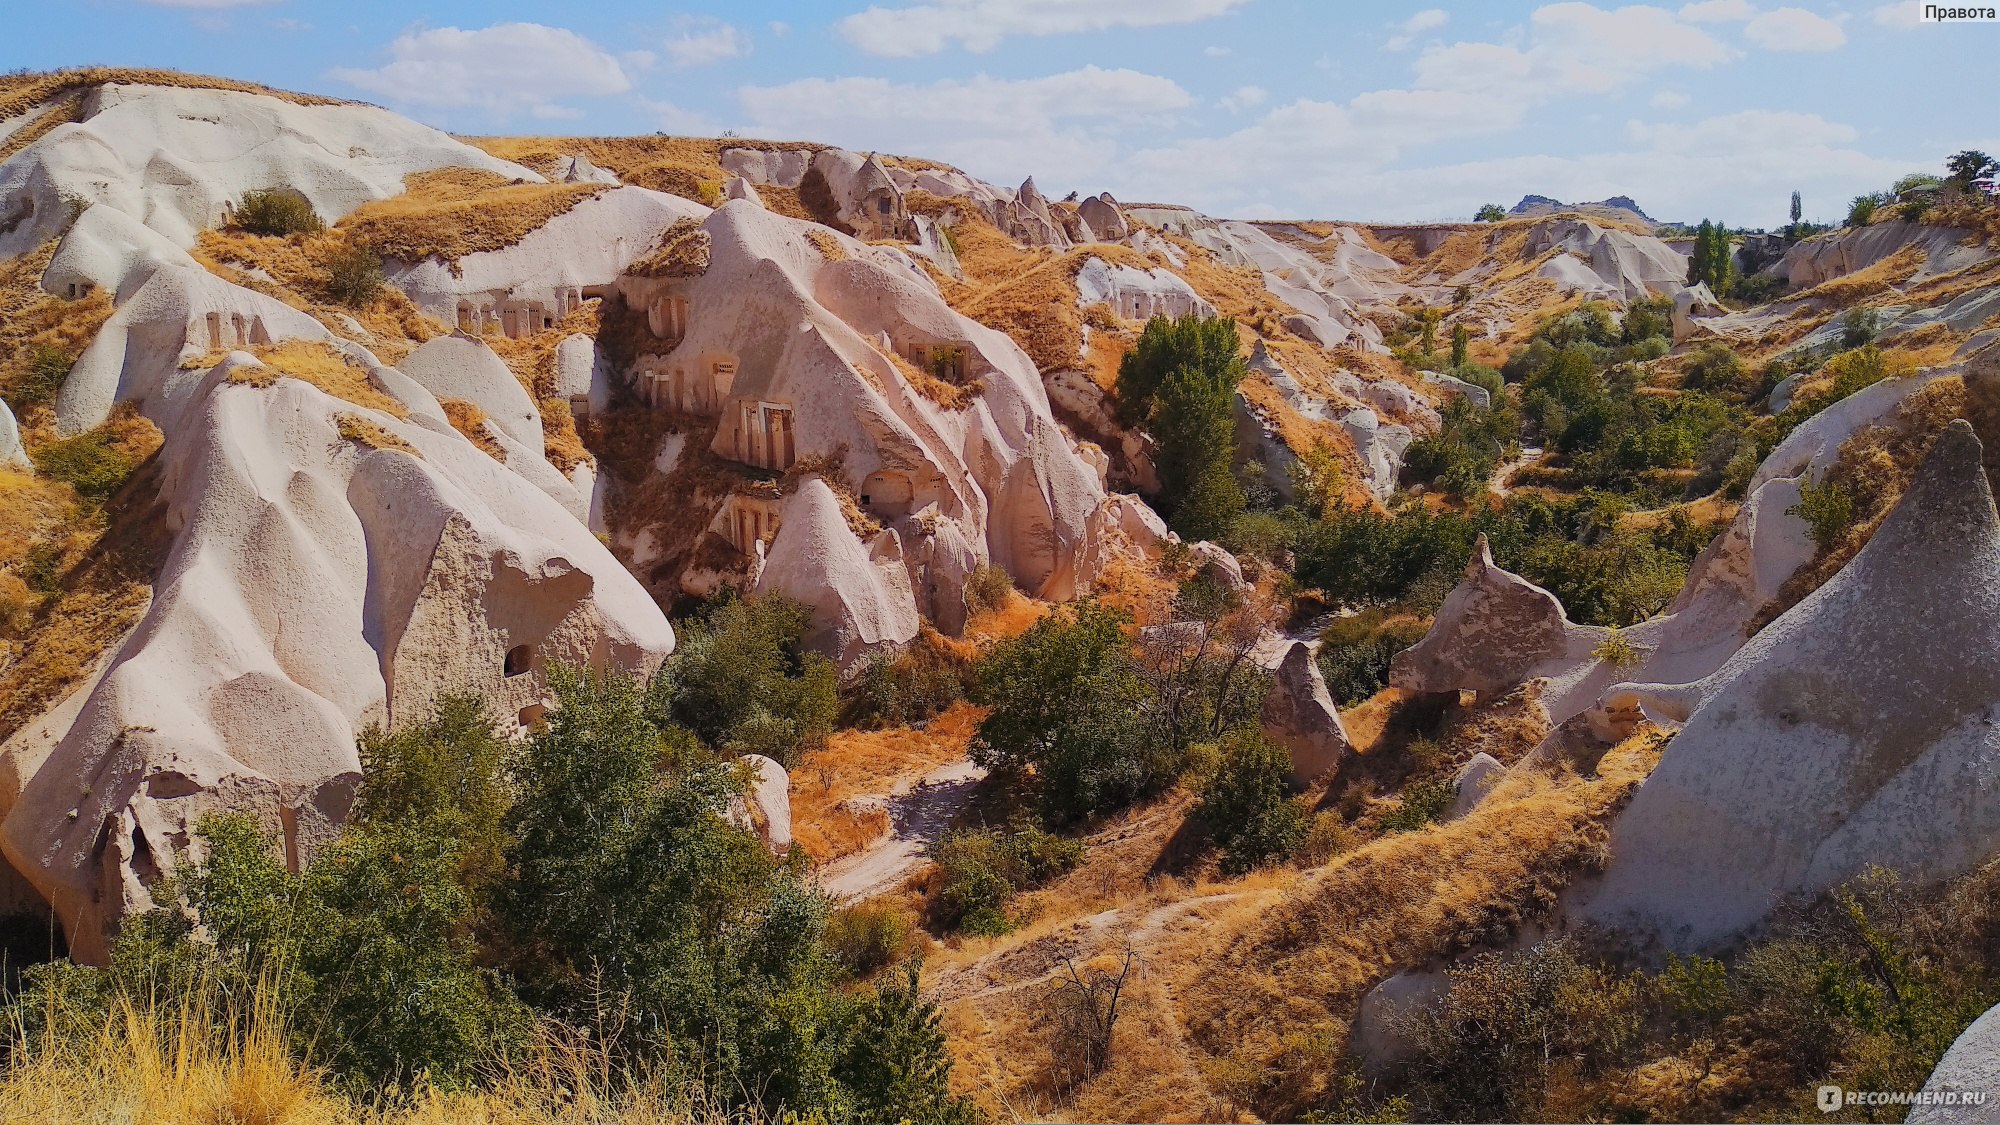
[322, 242, 384, 307]
[1196, 728, 1309, 875]
[230, 188, 323, 237]
[654, 592, 840, 767]
[1116, 313, 1248, 540]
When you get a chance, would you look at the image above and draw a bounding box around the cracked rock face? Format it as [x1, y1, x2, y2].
[1573, 420, 2000, 950]
[1259, 641, 1352, 787]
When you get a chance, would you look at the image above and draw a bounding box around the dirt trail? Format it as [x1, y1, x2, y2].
[818, 757, 987, 902]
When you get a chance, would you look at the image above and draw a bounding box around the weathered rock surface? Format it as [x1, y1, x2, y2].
[398, 334, 543, 449]
[0, 398, 27, 470]
[727, 754, 792, 855]
[1259, 641, 1352, 786]
[1912, 1002, 2000, 1125]
[1571, 421, 2000, 950]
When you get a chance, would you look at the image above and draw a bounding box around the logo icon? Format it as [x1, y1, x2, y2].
[1819, 1085, 1844, 1113]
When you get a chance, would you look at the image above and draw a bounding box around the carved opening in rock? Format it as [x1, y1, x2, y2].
[861, 469, 916, 519]
[518, 703, 546, 730]
[504, 644, 533, 677]
[205, 311, 223, 350]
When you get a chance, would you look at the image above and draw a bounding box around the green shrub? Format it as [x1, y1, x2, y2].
[1316, 614, 1430, 707]
[35, 429, 138, 500]
[1620, 296, 1674, 343]
[848, 638, 967, 729]
[1377, 778, 1456, 833]
[825, 901, 916, 977]
[971, 601, 1162, 822]
[1474, 204, 1506, 222]
[1842, 307, 1883, 349]
[837, 963, 986, 1125]
[232, 188, 323, 237]
[1848, 192, 1885, 226]
[930, 823, 1083, 934]
[962, 563, 1014, 616]
[324, 243, 384, 307]
[15, 344, 73, 406]
[1196, 729, 1308, 875]
[1683, 343, 1747, 395]
[1790, 477, 1856, 552]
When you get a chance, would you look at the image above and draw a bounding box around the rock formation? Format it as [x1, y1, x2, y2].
[1570, 421, 2000, 950]
[1913, 1002, 2000, 1125]
[0, 399, 27, 470]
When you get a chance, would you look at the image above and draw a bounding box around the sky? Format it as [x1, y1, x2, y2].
[7, 0, 1994, 225]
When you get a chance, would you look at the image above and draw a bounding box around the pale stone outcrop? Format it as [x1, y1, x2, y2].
[0, 399, 27, 470]
[1782, 220, 1997, 289]
[0, 83, 535, 258]
[57, 258, 329, 435]
[41, 204, 194, 301]
[552, 333, 607, 418]
[1570, 421, 2000, 950]
[3, 364, 674, 962]
[554, 154, 618, 185]
[398, 334, 543, 450]
[1445, 753, 1506, 821]
[386, 186, 705, 338]
[1259, 641, 1353, 786]
[1074, 256, 1214, 321]
[1525, 218, 1689, 304]
[755, 478, 922, 669]
[1077, 192, 1130, 241]
[1342, 409, 1414, 501]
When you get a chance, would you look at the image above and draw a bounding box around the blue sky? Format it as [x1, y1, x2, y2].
[8, 0, 1993, 224]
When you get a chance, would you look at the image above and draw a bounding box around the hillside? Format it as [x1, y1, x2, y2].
[3, 67, 2000, 1124]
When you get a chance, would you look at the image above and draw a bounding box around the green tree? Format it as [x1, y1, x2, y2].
[1947, 150, 1998, 194]
[1450, 321, 1470, 369]
[1790, 190, 1803, 227]
[971, 601, 1164, 822]
[1474, 203, 1506, 222]
[1118, 315, 1249, 540]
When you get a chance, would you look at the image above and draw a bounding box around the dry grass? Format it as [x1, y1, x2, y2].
[334, 413, 416, 454]
[793, 703, 985, 864]
[0, 90, 85, 163]
[0, 974, 756, 1125]
[805, 228, 847, 263]
[337, 168, 610, 264]
[480, 302, 602, 473]
[222, 339, 409, 418]
[629, 217, 712, 278]
[0, 244, 118, 427]
[438, 399, 505, 461]
[463, 134, 827, 211]
[192, 229, 448, 359]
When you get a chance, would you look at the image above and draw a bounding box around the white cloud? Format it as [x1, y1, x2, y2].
[330, 23, 630, 117]
[769, 20, 791, 36]
[1744, 7, 1847, 49]
[739, 66, 1192, 183]
[1204, 45, 1233, 56]
[1220, 85, 1267, 112]
[1651, 88, 1691, 108]
[1387, 7, 1449, 48]
[837, 0, 1253, 56]
[1677, 0, 1754, 21]
[1872, 2, 1923, 27]
[665, 18, 748, 68]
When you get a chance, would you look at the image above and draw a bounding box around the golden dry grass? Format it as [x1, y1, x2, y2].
[792, 703, 985, 864]
[222, 339, 410, 418]
[479, 302, 601, 473]
[0, 244, 117, 428]
[336, 168, 610, 265]
[629, 217, 713, 278]
[0, 90, 85, 163]
[192, 229, 448, 360]
[804, 228, 847, 263]
[334, 413, 416, 454]
[440, 399, 505, 461]
[463, 134, 820, 210]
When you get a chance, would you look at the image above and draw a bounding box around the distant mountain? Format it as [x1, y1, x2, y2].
[1509, 193, 1657, 225]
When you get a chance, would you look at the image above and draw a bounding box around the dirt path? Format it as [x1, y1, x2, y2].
[1493, 445, 1544, 495]
[818, 757, 987, 902]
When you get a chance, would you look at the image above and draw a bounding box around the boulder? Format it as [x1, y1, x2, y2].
[1074, 256, 1214, 322]
[1912, 1002, 2000, 1125]
[1445, 752, 1506, 821]
[1571, 421, 2000, 950]
[1391, 536, 1577, 699]
[1259, 641, 1352, 787]
[727, 754, 792, 855]
[554, 154, 618, 185]
[1351, 968, 1448, 1075]
[755, 477, 921, 669]
[1189, 541, 1250, 593]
